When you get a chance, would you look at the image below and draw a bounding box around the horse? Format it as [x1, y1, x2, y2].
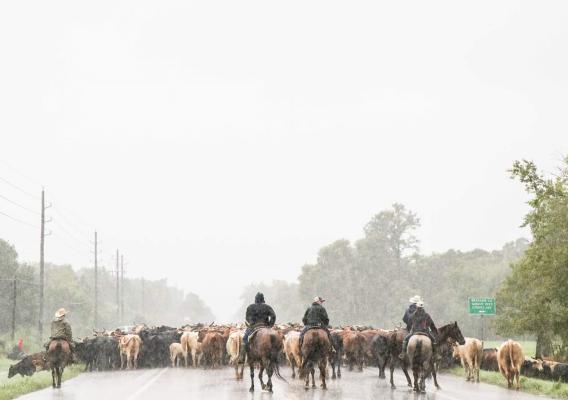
[299, 329, 333, 390]
[247, 327, 285, 392]
[407, 322, 466, 392]
[47, 339, 71, 388]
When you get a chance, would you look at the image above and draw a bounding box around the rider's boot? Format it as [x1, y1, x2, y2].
[238, 342, 248, 364]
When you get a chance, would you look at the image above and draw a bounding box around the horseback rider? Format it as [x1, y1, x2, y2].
[399, 301, 438, 359]
[239, 292, 276, 363]
[403, 295, 421, 331]
[46, 308, 74, 353]
[299, 296, 335, 352]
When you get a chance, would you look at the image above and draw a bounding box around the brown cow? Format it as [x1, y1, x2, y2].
[198, 330, 225, 368]
[497, 339, 524, 390]
[452, 337, 483, 382]
[481, 348, 499, 371]
[342, 331, 365, 371]
[284, 331, 302, 379]
[119, 334, 141, 369]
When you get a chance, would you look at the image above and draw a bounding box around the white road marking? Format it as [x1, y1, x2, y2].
[125, 368, 168, 400]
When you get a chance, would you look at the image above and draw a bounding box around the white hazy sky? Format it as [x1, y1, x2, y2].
[1, 1, 567, 321]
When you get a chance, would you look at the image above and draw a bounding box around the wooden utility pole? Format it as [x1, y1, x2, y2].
[11, 278, 17, 342]
[120, 254, 124, 324]
[116, 249, 120, 324]
[94, 231, 98, 328]
[38, 189, 46, 338]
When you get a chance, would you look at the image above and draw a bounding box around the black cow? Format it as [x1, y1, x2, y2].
[139, 328, 182, 368]
[542, 361, 568, 382]
[76, 336, 120, 371]
[481, 348, 499, 371]
[370, 334, 390, 379]
[330, 331, 344, 379]
[521, 357, 544, 378]
[8, 352, 47, 378]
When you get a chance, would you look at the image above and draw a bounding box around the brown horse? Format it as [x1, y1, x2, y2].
[406, 322, 466, 392]
[247, 327, 285, 393]
[47, 340, 71, 388]
[300, 329, 332, 390]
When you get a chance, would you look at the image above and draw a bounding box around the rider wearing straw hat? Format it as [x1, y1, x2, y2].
[46, 308, 74, 351]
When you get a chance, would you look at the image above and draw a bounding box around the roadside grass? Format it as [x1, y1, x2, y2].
[0, 357, 82, 400]
[449, 367, 568, 399]
[484, 340, 536, 357]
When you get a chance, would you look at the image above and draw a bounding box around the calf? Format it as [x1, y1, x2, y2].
[169, 343, 186, 367]
[497, 340, 524, 390]
[452, 337, 483, 382]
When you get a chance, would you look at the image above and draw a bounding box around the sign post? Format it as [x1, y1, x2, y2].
[468, 297, 496, 341]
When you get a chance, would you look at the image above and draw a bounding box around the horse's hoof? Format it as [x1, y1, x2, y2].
[261, 384, 266, 390]
[249, 388, 254, 392]
[331, 375, 336, 380]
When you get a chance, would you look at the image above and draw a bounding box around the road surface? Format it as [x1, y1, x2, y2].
[17, 367, 553, 400]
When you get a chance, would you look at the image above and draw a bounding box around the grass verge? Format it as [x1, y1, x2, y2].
[448, 367, 568, 399]
[0, 358, 83, 400]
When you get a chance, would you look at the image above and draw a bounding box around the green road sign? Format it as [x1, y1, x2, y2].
[468, 297, 496, 315]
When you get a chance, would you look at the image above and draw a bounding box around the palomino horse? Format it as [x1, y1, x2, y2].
[247, 327, 285, 392]
[300, 329, 333, 390]
[47, 339, 71, 388]
[407, 322, 466, 392]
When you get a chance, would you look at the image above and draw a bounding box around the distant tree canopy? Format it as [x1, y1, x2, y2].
[237, 203, 529, 339]
[496, 157, 568, 358]
[0, 238, 215, 345]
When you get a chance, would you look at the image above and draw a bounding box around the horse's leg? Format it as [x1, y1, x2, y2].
[304, 361, 310, 389]
[413, 368, 420, 392]
[331, 357, 336, 379]
[401, 359, 413, 387]
[337, 350, 342, 378]
[258, 363, 266, 390]
[320, 360, 327, 389]
[267, 362, 274, 393]
[311, 366, 316, 388]
[249, 361, 255, 392]
[389, 358, 396, 389]
[51, 367, 56, 388]
[291, 357, 296, 379]
[59, 366, 64, 388]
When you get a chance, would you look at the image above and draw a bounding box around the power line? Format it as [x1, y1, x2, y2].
[0, 176, 40, 200]
[0, 193, 39, 215]
[0, 210, 39, 229]
[51, 220, 91, 248]
[51, 206, 92, 238]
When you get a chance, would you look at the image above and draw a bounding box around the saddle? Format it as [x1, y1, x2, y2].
[248, 326, 269, 343]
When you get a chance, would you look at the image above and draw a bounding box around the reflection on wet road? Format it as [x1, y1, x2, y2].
[16, 366, 554, 400]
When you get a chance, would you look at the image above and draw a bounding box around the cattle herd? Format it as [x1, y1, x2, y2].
[7, 322, 568, 392]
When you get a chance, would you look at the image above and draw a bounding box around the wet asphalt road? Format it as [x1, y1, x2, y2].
[17, 366, 554, 400]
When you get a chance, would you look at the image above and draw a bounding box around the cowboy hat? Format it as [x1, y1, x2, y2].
[314, 296, 326, 303]
[54, 308, 68, 319]
[409, 295, 422, 304]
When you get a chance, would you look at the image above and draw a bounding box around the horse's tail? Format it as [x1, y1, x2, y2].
[270, 333, 287, 383]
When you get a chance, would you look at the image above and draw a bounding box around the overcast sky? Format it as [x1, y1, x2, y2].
[1, 1, 567, 321]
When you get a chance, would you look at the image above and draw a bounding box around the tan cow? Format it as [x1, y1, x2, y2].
[169, 343, 186, 367]
[198, 330, 225, 368]
[497, 339, 524, 390]
[284, 331, 302, 379]
[181, 331, 202, 367]
[452, 337, 483, 382]
[226, 330, 245, 379]
[119, 334, 141, 369]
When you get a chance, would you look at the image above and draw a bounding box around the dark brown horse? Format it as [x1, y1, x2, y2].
[247, 327, 285, 392]
[300, 329, 332, 390]
[47, 339, 71, 388]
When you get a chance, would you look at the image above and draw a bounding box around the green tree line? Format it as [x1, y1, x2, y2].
[0, 239, 214, 348]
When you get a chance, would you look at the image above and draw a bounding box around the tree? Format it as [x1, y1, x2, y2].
[496, 157, 568, 358]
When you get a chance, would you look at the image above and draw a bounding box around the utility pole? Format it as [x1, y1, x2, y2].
[116, 249, 120, 324]
[94, 231, 98, 328]
[120, 254, 124, 324]
[11, 278, 17, 342]
[38, 189, 50, 338]
[141, 278, 145, 320]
